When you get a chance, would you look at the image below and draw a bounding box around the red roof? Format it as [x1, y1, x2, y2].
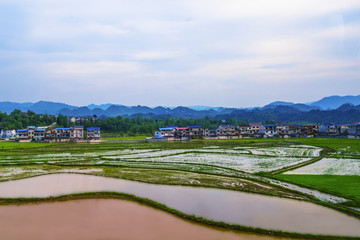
[176, 127, 189, 130]
[249, 123, 261, 126]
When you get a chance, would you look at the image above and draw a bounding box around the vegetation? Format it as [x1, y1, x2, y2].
[1, 137, 360, 238]
[0, 110, 56, 130]
[274, 174, 360, 207]
[0, 142, 59, 150]
[0, 110, 248, 136]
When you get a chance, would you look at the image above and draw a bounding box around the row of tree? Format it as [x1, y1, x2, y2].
[1, 110, 249, 136]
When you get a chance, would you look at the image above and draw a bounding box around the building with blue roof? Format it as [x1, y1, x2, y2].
[156, 127, 176, 138]
[87, 127, 101, 141]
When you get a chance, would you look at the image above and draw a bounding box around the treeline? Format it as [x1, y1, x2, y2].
[0, 110, 57, 130]
[0, 110, 248, 136]
[69, 116, 245, 136]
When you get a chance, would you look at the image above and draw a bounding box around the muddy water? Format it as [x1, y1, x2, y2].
[0, 199, 297, 240]
[0, 174, 360, 237]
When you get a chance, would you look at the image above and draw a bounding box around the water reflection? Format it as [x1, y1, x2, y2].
[0, 173, 359, 237]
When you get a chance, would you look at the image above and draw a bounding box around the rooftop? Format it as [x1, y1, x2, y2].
[34, 129, 46, 132]
[17, 129, 28, 132]
[56, 128, 70, 131]
[87, 127, 100, 130]
[159, 128, 175, 131]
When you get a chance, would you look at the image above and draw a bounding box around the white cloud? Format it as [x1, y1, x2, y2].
[1, 0, 360, 106]
[128, 50, 183, 60]
[182, 0, 360, 20]
[40, 61, 141, 78]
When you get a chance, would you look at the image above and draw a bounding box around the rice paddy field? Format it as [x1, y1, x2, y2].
[1, 137, 360, 238]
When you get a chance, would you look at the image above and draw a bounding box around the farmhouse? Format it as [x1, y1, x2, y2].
[260, 124, 278, 138]
[217, 125, 236, 136]
[4, 129, 16, 138]
[87, 127, 101, 141]
[150, 121, 359, 141]
[70, 126, 84, 141]
[188, 126, 203, 139]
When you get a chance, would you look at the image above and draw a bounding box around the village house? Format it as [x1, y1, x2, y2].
[44, 128, 70, 142]
[87, 127, 101, 141]
[45, 129, 56, 142]
[260, 124, 278, 138]
[204, 129, 217, 137]
[4, 129, 16, 138]
[70, 126, 84, 141]
[188, 126, 203, 139]
[237, 124, 251, 135]
[216, 125, 236, 136]
[348, 122, 360, 135]
[151, 121, 359, 141]
[17, 129, 32, 142]
[56, 128, 71, 141]
[301, 125, 319, 135]
[288, 125, 301, 137]
[276, 124, 289, 136]
[33, 128, 46, 141]
[319, 123, 346, 135]
[249, 123, 262, 135]
[339, 124, 349, 135]
[157, 127, 176, 138]
[174, 127, 189, 139]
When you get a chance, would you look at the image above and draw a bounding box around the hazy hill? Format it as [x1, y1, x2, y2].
[310, 95, 360, 110]
[1, 95, 360, 122]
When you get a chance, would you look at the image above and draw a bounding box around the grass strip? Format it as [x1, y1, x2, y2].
[274, 174, 360, 207]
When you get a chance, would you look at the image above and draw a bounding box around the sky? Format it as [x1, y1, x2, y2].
[0, 0, 360, 108]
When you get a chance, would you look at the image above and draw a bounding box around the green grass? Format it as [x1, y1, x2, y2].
[284, 138, 360, 154]
[274, 174, 360, 206]
[0, 142, 59, 150]
[101, 133, 150, 140]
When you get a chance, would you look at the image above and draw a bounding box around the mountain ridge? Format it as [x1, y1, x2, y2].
[1, 95, 359, 119]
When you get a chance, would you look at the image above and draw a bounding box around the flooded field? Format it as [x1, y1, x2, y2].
[0, 173, 360, 237]
[0, 199, 299, 240]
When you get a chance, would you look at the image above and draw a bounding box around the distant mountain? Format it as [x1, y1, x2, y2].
[0, 101, 77, 114]
[265, 101, 295, 107]
[0, 102, 34, 113]
[87, 103, 124, 110]
[263, 102, 320, 112]
[1, 94, 360, 122]
[310, 95, 360, 110]
[187, 106, 227, 111]
[336, 104, 360, 112]
[28, 101, 77, 115]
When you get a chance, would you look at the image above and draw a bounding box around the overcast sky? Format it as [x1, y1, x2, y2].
[0, 0, 360, 107]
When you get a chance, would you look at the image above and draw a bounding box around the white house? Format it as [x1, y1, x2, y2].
[5, 129, 16, 138]
[260, 124, 278, 138]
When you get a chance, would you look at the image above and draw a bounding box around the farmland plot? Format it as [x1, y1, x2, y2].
[108, 152, 311, 173]
[284, 158, 360, 175]
[247, 146, 322, 157]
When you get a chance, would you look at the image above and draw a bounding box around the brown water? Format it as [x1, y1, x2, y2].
[0, 199, 298, 240]
[0, 173, 360, 237]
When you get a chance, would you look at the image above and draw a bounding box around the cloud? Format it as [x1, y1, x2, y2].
[39, 61, 142, 78]
[128, 50, 183, 60]
[1, 0, 360, 107]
